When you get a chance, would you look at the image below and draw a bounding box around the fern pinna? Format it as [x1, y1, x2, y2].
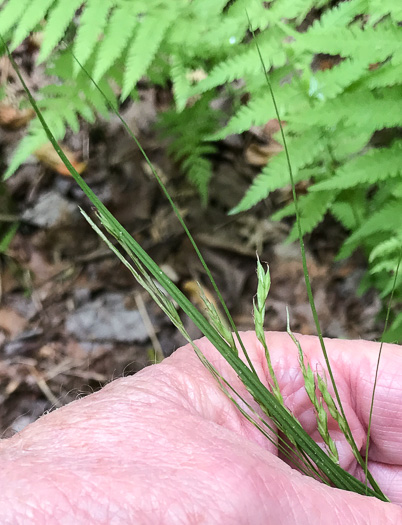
[1, 0, 401, 338]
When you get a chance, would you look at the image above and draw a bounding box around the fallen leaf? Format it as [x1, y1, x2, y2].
[34, 142, 86, 176]
[246, 119, 285, 166]
[0, 103, 35, 130]
[245, 140, 283, 166]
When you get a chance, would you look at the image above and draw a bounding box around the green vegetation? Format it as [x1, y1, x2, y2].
[0, 0, 400, 336]
[2, 0, 401, 502]
[3, 33, 392, 501]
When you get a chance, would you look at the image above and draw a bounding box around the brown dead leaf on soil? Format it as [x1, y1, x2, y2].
[34, 142, 86, 176]
[246, 119, 285, 166]
[0, 103, 35, 130]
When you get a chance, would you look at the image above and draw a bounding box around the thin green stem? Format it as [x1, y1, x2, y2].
[70, 52, 257, 376]
[3, 34, 389, 501]
[364, 249, 402, 491]
[246, 13, 385, 497]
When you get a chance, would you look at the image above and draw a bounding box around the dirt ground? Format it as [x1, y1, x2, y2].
[0, 52, 385, 437]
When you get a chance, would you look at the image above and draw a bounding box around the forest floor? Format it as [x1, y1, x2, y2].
[0, 47, 384, 436]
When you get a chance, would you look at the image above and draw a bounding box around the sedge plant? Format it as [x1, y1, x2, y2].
[2, 24, 400, 502]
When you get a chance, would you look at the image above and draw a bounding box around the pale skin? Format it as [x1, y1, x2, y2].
[0, 332, 401, 524]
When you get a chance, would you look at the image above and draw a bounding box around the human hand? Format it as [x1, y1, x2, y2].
[0, 332, 401, 524]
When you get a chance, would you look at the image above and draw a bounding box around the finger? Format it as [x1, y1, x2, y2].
[192, 331, 402, 502]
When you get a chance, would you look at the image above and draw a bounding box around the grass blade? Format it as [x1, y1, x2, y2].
[365, 250, 402, 491]
[1, 34, 389, 501]
[245, 12, 386, 499]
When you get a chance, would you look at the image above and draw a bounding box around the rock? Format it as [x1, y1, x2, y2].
[66, 293, 149, 343]
[22, 191, 78, 228]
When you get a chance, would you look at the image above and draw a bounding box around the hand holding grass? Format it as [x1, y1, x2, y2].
[0, 332, 401, 524]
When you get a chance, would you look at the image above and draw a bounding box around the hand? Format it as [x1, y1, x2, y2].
[0, 332, 401, 524]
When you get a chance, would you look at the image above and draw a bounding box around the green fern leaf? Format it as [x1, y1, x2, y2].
[368, 0, 402, 23]
[121, 10, 175, 100]
[3, 130, 46, 181]
[37, 0, 83, 63]
[386, 315, 402, 344]
[359, 59, 402, 90]
[271, 201, 296, 222]
[288, 89, 402, 132]
[190, 0, 230, 18]
[308, 0, 367, 33]
[62, 107, 80, 133]
[70, 97, 96, 123]
[370, 259, 399, 275]
[312, 141, 402, 191]
[3, 114, 66, 180]
[306, 26, 400, 63]
[0, 0, 31, 34]
[311, 58, 371, 100]
[227, 0, 270, 29]
[171, 56, 189, 113]
[10, 0, 55, 50]
[370, 234, 402, 262]
[92, 4, 139, 83]
[380, 272, 402, 298]
[182, 153, 213, 205]
[191, 32, 286, 96]
[73, 0, 113, 74]
[391, 181, 402, 198]
[210, 83, 304, 140]
[286, 190, 336, 242]
[331, 190, 367, 232]
[231, 129, 326, 214]
[341, 201, 402, 253]
[328, 126, 372, 161]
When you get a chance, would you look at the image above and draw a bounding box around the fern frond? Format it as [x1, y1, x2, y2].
[182, 152, 214, 205]
[10, 0, 55, 50]
[387, 311, 402, 336]
[380, 271, 402, 298]
[287, 190, 336, 242]
[170, 56, 189, 112]
[0, 0, 31, 35]
[210, 83, 305, 140]
[3, 115, 64, 180]
[358, 58, 402, 90]
[121, 9, 175, 100]
[231, 129, 325, 214]
[73, 0, 113, 74]
[37, 0, 83, 63]
[3, 45, 118, 179]
[367, 0, 402, 23]
[191, 32, 287, 96]
[328, 126, 372, 161]
[268, 0, 318, 23]
[227, 0, 271, 30]
[311, 58, 371, 100]
[370, 259, 400, 275]
[295, 26, 401, 63]
[157, 92, 221, 200]
[391, 181, 402, 198]
[331, 190, 367, 231]
[340, 201, 402, 254]
[312, 141, 402, 191]
[190, 0, 228, 15]
[370, 234, 402, 262]
[288, 89, 402, 132]
[308, 0, 368, 33]
[92, 4, 139, 83]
